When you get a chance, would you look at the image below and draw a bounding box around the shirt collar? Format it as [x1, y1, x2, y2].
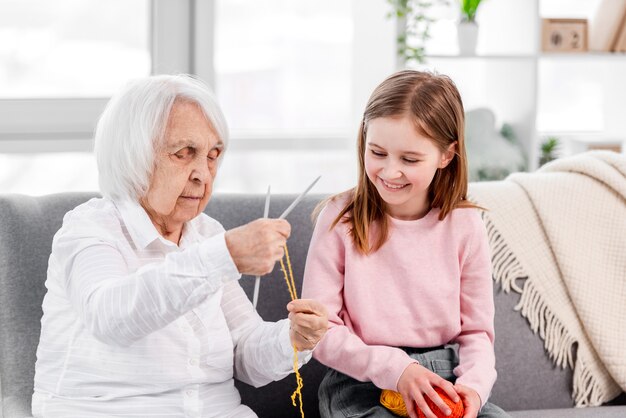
[114, 198, 171, 250]
[179, 216, 203, 249]
[114, 198, 205, 250]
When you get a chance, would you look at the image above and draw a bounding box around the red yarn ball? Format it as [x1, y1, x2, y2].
[416, 387, 464, 418]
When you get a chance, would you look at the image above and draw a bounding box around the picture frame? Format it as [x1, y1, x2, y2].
[542, 18, 588, 53]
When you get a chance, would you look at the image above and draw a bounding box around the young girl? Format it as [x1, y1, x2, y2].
[302, 70, 509, 418]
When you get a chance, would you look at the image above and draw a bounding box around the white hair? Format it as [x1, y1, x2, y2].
[94, 74, 229, 201]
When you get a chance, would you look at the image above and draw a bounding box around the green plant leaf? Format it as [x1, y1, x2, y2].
[460, 0, 483, 22]
[387, 0, 449, 64]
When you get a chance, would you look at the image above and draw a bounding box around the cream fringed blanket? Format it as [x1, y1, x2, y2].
[469, 151, 626, 407]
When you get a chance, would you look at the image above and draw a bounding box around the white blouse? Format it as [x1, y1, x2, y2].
[32, 197, 310, 418]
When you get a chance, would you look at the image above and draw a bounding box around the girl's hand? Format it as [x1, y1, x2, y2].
[397, 363, 460, 418]
[286, 299, 328, 351]
[454, 384, 480, 418]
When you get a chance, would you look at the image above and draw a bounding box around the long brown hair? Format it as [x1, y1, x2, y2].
[320, 70, 477, 254]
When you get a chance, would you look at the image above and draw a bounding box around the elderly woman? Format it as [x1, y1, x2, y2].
[31, 75, 328, 417]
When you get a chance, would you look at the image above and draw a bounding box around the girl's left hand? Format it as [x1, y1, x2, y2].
[287, 299, 328, 351]
[454, 384, 480, 418]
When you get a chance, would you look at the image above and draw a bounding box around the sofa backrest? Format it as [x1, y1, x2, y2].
[0, 192, 579, 418]
[0, 193, 100, 417]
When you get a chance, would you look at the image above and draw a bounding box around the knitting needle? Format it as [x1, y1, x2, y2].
[253, 185, 271, 310]
[252, 177, 319, 309]
[278, 175, 321, 220]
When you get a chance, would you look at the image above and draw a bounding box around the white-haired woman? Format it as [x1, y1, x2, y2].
[32, 75, 328, 417]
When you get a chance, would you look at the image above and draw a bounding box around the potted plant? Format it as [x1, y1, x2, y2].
[458, 0, 484, 55]
[539, 136, 560, 167]
[386, 0, 448, 65]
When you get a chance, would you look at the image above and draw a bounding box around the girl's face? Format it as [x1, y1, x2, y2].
[364, 115, 455, 220]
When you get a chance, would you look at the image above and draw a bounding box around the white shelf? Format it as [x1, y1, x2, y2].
[425, 54, 536, 60]
[426, 53, 626, 60]
[539, 52, 626, 60]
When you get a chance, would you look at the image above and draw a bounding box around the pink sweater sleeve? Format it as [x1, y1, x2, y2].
[301, 202, 416, 391]
[452, 215, 497, 407]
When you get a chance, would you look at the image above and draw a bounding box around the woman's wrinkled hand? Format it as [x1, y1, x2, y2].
[224, 218, 291, 276]
[397, 363, 460, 418]
[286, 299, 328, 351]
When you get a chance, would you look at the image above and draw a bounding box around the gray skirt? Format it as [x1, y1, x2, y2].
[318, 346, 510, 418]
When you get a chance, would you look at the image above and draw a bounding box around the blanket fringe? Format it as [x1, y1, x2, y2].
[573, 358, 607, 407]
[483, 214, 605, 407]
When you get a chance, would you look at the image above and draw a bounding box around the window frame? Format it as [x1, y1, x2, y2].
[0, 0, 397, 153]
[0, 0, 193, 152]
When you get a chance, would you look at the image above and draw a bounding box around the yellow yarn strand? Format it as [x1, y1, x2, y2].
[279, 244, 304, 418]
[380, 390, 409, 417]
[291, 346, 304, 417]
[283, 245, 298, 300]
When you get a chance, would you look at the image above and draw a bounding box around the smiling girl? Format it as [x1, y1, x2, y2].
[302, 70, 509, 418]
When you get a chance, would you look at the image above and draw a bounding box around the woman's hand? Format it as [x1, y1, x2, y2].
[454, 384, 480, 418]
[397, 363, 460, 418]
[224, 218, 291, 276]
[286, 299, 328, 351]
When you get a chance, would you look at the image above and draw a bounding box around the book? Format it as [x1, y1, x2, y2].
[611, 6, 626, 52]
[589, 0, 626, 51]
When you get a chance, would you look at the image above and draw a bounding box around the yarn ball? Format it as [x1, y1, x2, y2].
[380, 388, 464, 418]
[380, 389, 409, 417]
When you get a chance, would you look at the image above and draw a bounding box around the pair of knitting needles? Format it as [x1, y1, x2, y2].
[252, 176, 321, 309]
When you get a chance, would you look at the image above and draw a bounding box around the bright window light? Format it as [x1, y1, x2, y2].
[0, 0, 150, 98]
[214, 0, 353, 137]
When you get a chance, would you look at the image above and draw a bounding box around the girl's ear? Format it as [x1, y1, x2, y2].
[438, 141, 457, 169]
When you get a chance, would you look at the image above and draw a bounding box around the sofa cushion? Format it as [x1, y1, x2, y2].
[509, 405, 626, 417]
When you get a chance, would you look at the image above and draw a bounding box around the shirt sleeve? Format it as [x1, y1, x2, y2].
[220, 281, 311, 387]
[59, 211, 240, 347]
[301, 201, 416, 391]
[452, 212, 497, 407]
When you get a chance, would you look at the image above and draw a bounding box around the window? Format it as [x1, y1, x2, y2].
[0, 0, 151, 147]
[0, 0, 150, 98]
[0, 0, 150, 195]
[0, 152, 98, 194]
[0, 0, 396, 195]
[214, 0, 353, 138]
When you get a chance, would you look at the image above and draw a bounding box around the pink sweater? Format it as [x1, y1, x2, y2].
[302, 196, 496, 405]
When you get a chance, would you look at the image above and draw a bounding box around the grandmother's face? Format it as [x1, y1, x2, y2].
[142, 100, 222, 233]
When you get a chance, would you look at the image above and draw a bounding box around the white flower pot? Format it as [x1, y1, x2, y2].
[457, 21, 478, 55]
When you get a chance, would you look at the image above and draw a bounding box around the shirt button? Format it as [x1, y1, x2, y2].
[185, 389, 193, 397]
[189, 358, 198, 366]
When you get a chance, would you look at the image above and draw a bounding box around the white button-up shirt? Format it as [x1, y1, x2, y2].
[32, 197, 310, 417]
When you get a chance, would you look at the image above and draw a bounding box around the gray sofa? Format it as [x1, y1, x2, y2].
[0, 192, 624, 418]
